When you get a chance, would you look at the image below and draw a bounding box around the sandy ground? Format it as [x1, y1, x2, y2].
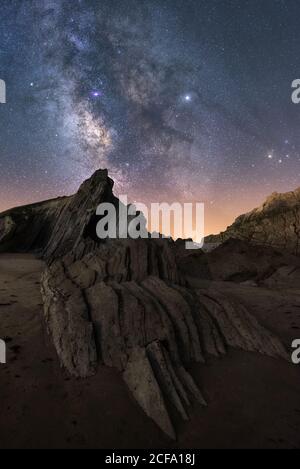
[0, 253, 300, 449]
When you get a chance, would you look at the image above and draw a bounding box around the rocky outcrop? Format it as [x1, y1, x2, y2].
[41, 238, 287, 439]
[0, 197, 69, 253]
[0, 169, 117, 259]
[181, 238, 300, 285]
[43, 169, 119, 263]
[1, 169, 290, 439]
[205, 188, 300, 255]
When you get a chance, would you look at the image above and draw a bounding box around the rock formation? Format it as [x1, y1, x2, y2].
[0, 196, 69, 253]
[0, 169, 290, 439]
[0, 170, 292, 438]
[180, 238, 300, 286]
[43, 169, 119, 263]
[41, 236, 287, 439]
[205, 187, 300, 255]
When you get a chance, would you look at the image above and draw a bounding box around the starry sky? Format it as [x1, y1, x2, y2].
[0, 0, 300, 235]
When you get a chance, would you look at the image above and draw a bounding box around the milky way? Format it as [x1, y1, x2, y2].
[0, 0, 300, 234]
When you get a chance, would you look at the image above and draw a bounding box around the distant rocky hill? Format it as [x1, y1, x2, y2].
[205, 188, 300, 255]
[0, 170, 290, 439]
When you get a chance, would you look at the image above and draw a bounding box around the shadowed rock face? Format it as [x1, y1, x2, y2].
[5, 169, 280, 439]
[0, 169, 117, 259]
[41, 238, 287, 439]
[0, 197, 70, 253]
[205, 188, 300, 255]
[180, 238, 300, 286]
[0, 169, 291, 438]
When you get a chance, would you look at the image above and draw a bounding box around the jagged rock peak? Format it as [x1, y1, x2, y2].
[43, 169, 117, 263]
[0, 169, 116, 259]
[238, 186, 300, 220]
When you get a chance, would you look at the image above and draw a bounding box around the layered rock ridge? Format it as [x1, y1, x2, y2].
[205, 187, 300, 255]
[0, 196, 69, 253]
[34, 170, 287, 439]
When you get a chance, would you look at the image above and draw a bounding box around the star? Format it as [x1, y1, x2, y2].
[0, 0, 299, 240]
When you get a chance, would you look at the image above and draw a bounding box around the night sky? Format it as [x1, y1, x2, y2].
[0, 0, 300, 235]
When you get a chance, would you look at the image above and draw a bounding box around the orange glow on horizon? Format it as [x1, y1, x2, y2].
[1, 182, 297, 238]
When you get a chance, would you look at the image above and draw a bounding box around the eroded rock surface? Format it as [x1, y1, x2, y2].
[181, 238, 300, 285]
[41, 237, 287, 439]
[43, 169, 118, 263]
[205, 187, 300, 254]
[0, 169, 116, 259]
[0, 169, 290, 439]
[0, 197, 69, 253]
